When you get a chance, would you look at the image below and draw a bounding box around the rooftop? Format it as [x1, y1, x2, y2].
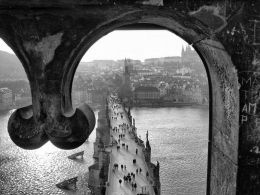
[134, 86, 159, 92]
[0, 88, 12, 94]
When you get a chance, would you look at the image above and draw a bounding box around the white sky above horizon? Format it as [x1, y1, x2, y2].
[0, 30, 189, 62]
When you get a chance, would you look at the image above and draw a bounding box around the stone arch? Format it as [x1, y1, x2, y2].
[65, 11, 239, 195]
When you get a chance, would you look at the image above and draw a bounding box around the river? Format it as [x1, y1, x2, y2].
[131, 107, 209, 195]
[0, 107, 208, 195]
[0, 111, 97, 195]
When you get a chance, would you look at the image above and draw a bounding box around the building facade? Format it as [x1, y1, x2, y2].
[0, 88, 13, 111]
[134, 86, 160, 102]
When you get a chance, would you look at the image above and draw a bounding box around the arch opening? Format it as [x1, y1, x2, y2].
[72, 29, 210, 194]
[69, 13, 239, 195]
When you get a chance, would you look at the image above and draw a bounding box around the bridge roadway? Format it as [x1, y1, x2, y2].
[106, 95, 155, 195]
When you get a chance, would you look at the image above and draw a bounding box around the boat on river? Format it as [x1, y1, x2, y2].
[56, 177, 78, 191]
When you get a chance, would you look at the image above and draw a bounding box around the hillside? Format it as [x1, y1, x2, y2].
[0, 50, 27, 80]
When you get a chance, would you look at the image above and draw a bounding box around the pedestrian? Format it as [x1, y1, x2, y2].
[126, 145, 128, 151]
[121, 164, 123, 170]
[119, 179, 122, 186]
[136, 168, 138, 174]
[139, 168, 142, 173]
[133, 159, 136, 164]
[124, 165, 126, 170]
[136, 148, 138, 155]
[134, 183, 137, 191]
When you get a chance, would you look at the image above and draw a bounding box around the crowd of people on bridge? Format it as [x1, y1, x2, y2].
[107, 94, 153, 194]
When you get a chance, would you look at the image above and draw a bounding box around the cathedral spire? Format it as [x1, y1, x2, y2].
[124, 58, 127, 65]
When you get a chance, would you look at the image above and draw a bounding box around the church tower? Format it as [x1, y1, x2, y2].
[123, 58, 131, 85]
[119, 58, 132, 103]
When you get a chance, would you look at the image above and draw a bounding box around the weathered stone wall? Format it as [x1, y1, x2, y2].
[215, 2, 259, 194]
[0, 0, 258, 194]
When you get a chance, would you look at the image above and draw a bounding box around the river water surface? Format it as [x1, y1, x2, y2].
[0, 111, 97, 195]
[131, 107, 209, 195]
[0, 107, 208, 195]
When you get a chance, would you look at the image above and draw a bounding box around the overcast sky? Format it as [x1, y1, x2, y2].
[0, 30, 189, 62]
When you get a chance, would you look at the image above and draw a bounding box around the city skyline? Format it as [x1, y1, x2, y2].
[0, 30, 189, 62]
